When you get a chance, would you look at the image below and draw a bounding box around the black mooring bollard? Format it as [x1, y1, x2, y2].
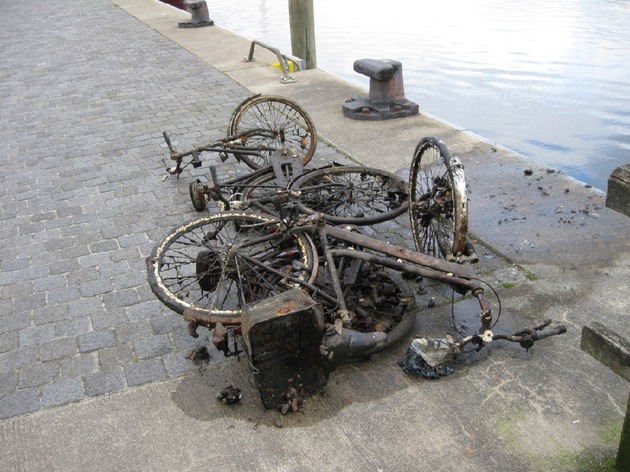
[342, 58, 418, 121]
[178, 0, 214, 28]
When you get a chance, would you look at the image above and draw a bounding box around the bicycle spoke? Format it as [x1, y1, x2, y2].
[147, 213, 316, 322]
[292, 166, 408, 225]
[229, 96, 317, 169]
[409, 137, 467, 259]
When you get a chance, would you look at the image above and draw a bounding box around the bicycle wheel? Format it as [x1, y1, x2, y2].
[228, 95, 317, 170]
[189, 179, 207, 212]
[408, 137, 468, 260]
[290, 166, 409, 225]
[235, 169, 286, 216]
[147, 212, 318, 326]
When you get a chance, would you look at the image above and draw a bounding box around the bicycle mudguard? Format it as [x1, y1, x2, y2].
[320, 297, 416, 369]
[320, 328, 387, 364]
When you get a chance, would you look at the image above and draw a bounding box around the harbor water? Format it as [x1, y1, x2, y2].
[172, 0, 630, 191]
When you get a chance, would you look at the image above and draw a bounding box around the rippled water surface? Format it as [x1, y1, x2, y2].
[190, 0, 630, 190]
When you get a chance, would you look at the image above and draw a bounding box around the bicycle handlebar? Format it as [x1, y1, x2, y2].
[457, 319, 567, 351]
[401, 319, 566, 378]
[162, 129, 283, 175]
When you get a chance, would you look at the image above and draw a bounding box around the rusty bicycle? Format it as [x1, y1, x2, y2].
[148, 135, 565, 408]
[163, 94, 317, 176]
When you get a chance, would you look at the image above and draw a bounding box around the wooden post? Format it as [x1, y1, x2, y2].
[288, 0, 317, 70]
[619, 392, 630, 471]
[580, 322, 630, 471]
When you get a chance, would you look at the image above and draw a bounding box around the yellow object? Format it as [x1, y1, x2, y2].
[272, 61, 296, 73]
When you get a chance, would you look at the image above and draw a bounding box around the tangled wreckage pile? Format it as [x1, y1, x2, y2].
[146, 95, 566, 411]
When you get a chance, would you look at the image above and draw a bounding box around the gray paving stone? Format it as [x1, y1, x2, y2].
[18, 323, 56, 347]
[0, 370, 18, 397]
[98, 260, 132, 277]
[172, 329, 205, 351]
[18, 361, 60, 388]
[48, 258, 80, 276]
[118, 233, 149, 248]
[127, 300, 163, 323]
[150, 314, 182, 335]
[108, 246, 141, 263]
[136, 283, 159, 304]
[98, 344, 135, 371]
[112, 271, 146, 291]
[39, 337, 78, 362]
[83, 368, 126, 397]
[0, 297, 13, 315]
[102, 288, 139, 309]
[1, 280, 34, 299]
[1, 256, 30, 272]
[57, 206, 83, 218]
[67, 297, 104, 319]
[14, 292, 47, 312]
[133, 334, 173, 360]
[0, 388, 41, 420]
[41, 378, 84, 408]
[0, 332, 18, 355]
[90, 239, 119, 253]
[54, 317, 92, 338]
[46, 216, 74, 231]
[0, 346, 37, 374]
[124, 358, 167, 387]
[34, 274, 67, 293]
[78, 252, 112, 269]
[0, 312, 32, 335]
[79, 278, 114, 297]
[59, 353, 99, 379]
[114, 320, 153, 344]
[65, 266, 101, 287]
[77, 329, 116, 353]
[33, 304, 70, 325]
[58, 244, 91, 261]
[91, 308, 128, 331]
[47, 286, 82, 305]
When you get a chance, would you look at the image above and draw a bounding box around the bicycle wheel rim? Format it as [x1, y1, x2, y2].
[147, 212, 317, 324]
[291, 166, 409, 225]
[228, 95, 317, 170]
[409, 137, 468, 259]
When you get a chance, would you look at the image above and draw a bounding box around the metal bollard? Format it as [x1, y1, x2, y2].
[178, 0, 214, 28]
[342, 58, 419, 121]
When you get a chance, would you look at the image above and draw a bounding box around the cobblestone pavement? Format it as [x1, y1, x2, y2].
[0, 0, 376, 420]
[0, 0, 521, 423]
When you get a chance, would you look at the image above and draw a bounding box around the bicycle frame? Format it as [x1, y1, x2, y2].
[180, 210, 494, 366]
[149, 131, 566, 404]
[163, 129, 279, 176]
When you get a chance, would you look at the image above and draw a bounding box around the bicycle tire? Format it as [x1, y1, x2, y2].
[228, 95, 317, 170]
[189, 179, 207, 212]
[290, 166, 409, 225]
[408, 137, 468, 260]
[147, 212, 318, 325]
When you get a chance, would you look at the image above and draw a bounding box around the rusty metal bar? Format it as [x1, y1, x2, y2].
[322, 223, 478, 280]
